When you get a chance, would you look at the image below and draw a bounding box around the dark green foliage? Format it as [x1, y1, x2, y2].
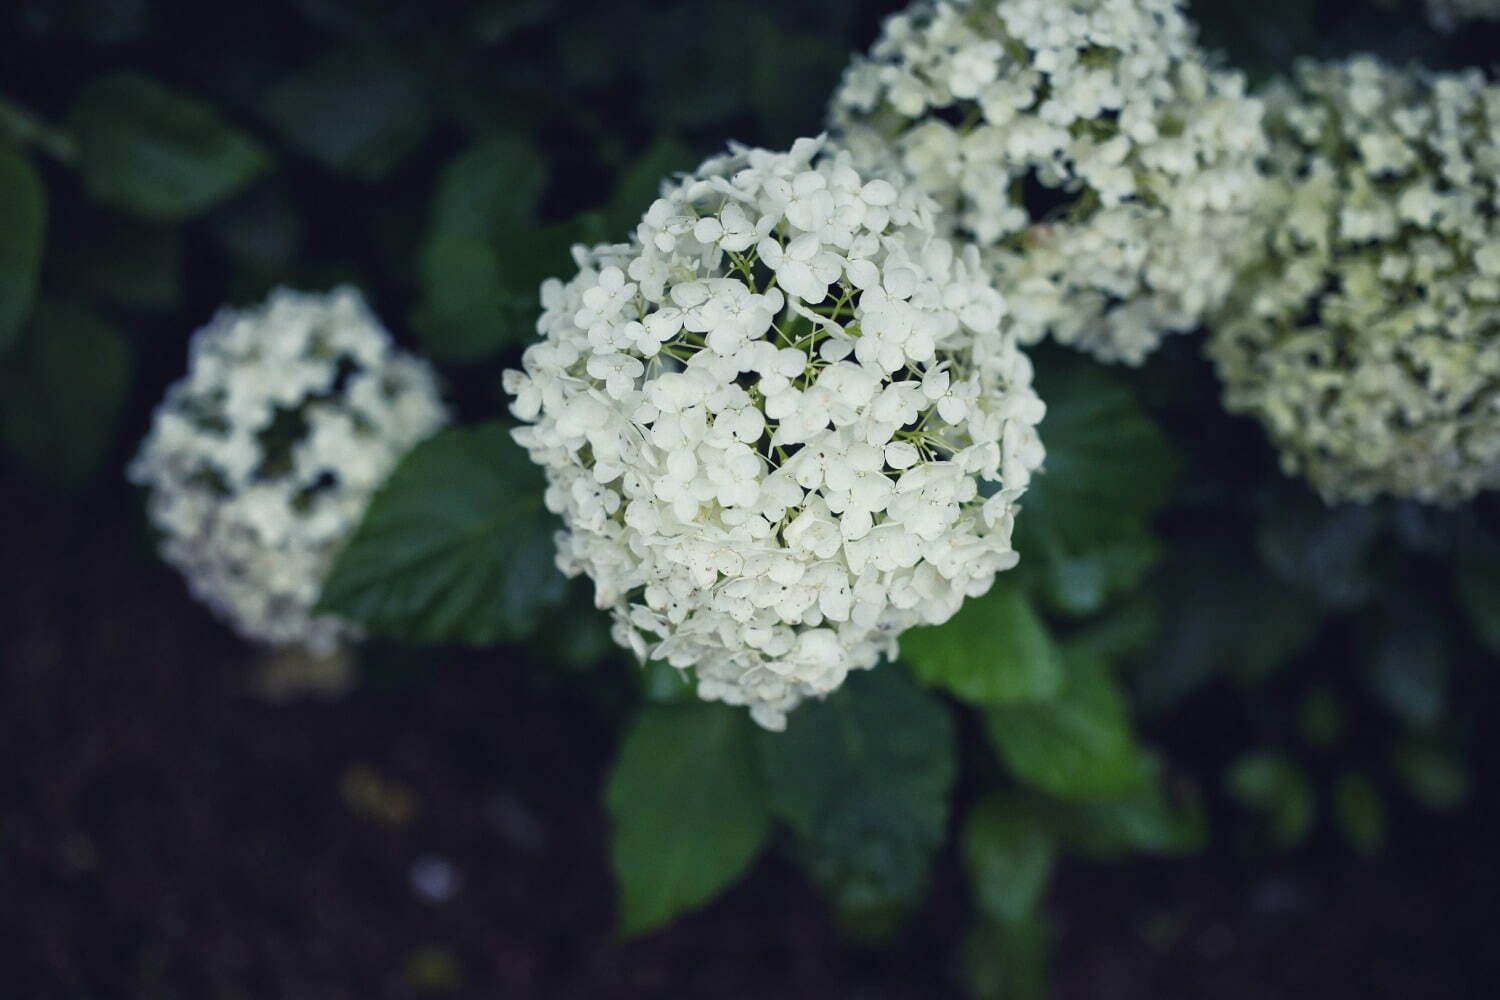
[69, 73, 271, 221]
[985, 650, 1149, 801]
[757, 668, 957, 917]
[963, 795, 1056, 925]
[260, 47, 430, 182]
[606, 702, 771, 936]
[1, 3, 1496, 992]
[1014, 351, 1180, 617]
[903, 580, 1064, 705]
[319, 423, 567, 645]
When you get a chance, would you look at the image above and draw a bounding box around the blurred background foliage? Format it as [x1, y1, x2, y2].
[2, 0, 1499, 997]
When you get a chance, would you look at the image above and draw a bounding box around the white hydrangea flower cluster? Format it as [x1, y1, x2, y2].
[504, 136, 1046, 730]
[828, 0, 1267, 365]
[1208, 58, 1500, 505]
[1424, 0, 1500, 31]
[131, 288, 449, 652]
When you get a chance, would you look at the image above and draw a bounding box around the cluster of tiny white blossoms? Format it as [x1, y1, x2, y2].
[828, 0, 1267, 365]
[131, 288, 449, 652]
[504, 136, 1045, 730]
[1423, 0, 1500, 31]
[1208, 58, 1500, 505]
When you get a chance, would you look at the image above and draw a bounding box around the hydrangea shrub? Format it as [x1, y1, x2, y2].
[1208, 58, 1500, 505]
[131, 287, 448, 652]
[504, 137, 1045, 729]
[829, 0, 1266, 364]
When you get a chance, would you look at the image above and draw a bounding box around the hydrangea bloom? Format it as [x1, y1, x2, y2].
[504, 136, 1046, 730]
[131, 287, 448, 652]
[1208, 58, 1500, 505]
[1424, 0, 1500, 31]
[829, 0, 1266, 364]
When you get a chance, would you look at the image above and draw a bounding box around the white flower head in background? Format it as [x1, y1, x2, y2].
[504, 135, 1046, 730]
[1208, 58, 1500, 505]
[829, 0, 1267, 364]
[1423, 0, 1500, 31]
[130, 287, 449, 653]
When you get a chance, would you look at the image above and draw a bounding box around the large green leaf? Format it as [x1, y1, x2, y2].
[0, 302, 132, 489]
[69, 73, 270, 221]
[605, 702, 770, 936]
[962, 795, 1056, 925]
[319, 422, 566, 645]
[985, 649, 1148, 801]
[0, 148, 45, 351]
[1013, 351, 1179, 617]
[902, 580, 1063, 706]
[260, 47, 429, 181]
[757, 668, 957, 914]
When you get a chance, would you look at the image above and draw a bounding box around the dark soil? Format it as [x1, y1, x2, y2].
[3, 474, 1496, 999]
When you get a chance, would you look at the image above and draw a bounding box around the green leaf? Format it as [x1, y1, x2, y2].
[606, 702, 770, 936]
[1455, 563, 1500, 656]
[757, 668, 957, 914]
[963, 796, 1056, 925]
[432, 135, 548, 242]
[1391, 738, 1469, 812]
[901, 580, 1063, 706]
[984, 649, 1148, 801]
[411, 233, 512, 364]
[260, 47, 429, 181]
[319, 423, 567, 645]
[1013, 351, 1178, 617]
[0, 147, 46, 351]
[1056, 756, 1208, 859]
[1226, 751, 1315, 851]
[0, 301, 132, 489]
[1333, 773, 1385, 858]
[69, 73, 271, 221]
[962, 914, 1050, 1000]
